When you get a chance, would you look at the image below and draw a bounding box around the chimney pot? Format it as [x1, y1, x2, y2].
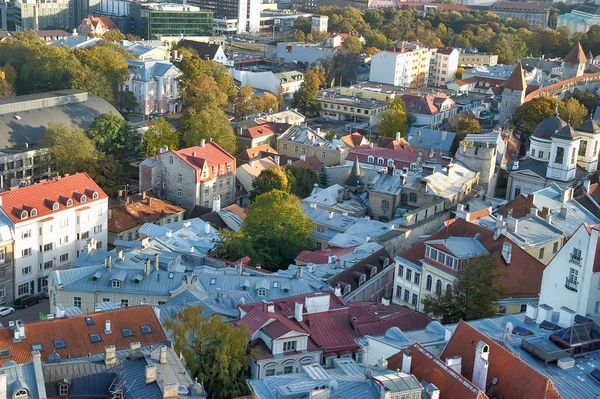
[104, 345, 116, 366]
[145, 365, 157, 384]
[160, 345, 168, 364]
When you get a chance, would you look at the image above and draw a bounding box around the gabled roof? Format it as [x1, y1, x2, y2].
[237, 144, 277, 162]
[341, 132, 370, 148]
[178, 40, 221, 60]
[108, 197, 184, 234]
[0, 306, 165, 365]
[388, 343, 488, 399]
[241, 122, 291, 140]
[171, 142, 235, 183]
[398, 218, 546, 298]
[327, 247, 393, 293]
[441, 321, 561, 399]
[503, 63, 527, 91]
[0, 173, 107, 224]
[564, 42, 587, 64]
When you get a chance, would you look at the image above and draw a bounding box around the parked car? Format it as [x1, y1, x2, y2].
[14, 295, 41, 308]
[0, 307, 14, 317]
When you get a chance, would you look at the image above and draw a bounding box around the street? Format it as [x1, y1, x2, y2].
[0, 299, 50, 325]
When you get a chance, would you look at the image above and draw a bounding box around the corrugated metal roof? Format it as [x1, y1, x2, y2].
[426, 237, 489, 258]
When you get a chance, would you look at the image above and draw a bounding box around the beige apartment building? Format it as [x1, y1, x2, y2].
[458, 52, 499, 67]
[276, 126, 349, 166]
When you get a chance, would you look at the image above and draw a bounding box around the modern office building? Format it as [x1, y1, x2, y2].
[186, 0, 259, 33]
[130, 3, 212, 39]
[13, 0, 71, 30]
[490, 1, 551, 29]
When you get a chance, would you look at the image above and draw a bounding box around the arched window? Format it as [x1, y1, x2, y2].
[367, 156, 374, 163]
[80, 195, 87, 203]
[52, 202, 59, 211]
[446, 284, 452, 293]
[370, 267, 377, 278]
[435, 280, 442, 295]
[66, 199, 73, 207]
[359, 274, 366, 286]
[20, 211, 28, 220]
[387, 159, 394, 166]
[344, 285, 351, 295]
[377, 158, 384, 165]
[14, 389, 29, 398]
[92, 192, 99, 200]
[426, 275, 432, 291]
[30, 209, 37, 217]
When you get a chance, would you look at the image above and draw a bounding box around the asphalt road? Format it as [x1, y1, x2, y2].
[0, 299, 50, 325]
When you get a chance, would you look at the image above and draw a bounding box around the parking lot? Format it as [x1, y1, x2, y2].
[0, 298, 50, 325]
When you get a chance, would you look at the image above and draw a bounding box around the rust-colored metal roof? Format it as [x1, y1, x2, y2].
[564, 42, 587, 64]
[503, 63, 527, 91]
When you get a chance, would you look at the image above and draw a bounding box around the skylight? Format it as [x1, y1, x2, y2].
[85, 316, 95, 326]
[121, 328, 133, 338]
[0, 349, 11, 358]
[140, 325, 152, 334]
[53, 339, 66, 349]
[31, 343, 43, 353]
[89, 333, 102, 343]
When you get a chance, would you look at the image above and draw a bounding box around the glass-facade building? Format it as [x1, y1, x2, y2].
[135, 8, 213, 39]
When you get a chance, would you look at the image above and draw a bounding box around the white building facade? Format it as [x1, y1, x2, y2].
[428, 48, 459, 87]
[369, 47, 431, 88]
[0, 173, 108, 299]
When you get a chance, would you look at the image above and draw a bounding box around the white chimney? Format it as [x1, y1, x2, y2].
[472, 341, 489, 390]
[129, 342, 142, 359]
[377, 357, 388, 369]
[200, 139, 205, 147]
[334, 285, 342, 296]
[530, 208, 538, 217]
[536, 304, 553, 324]
[525, 303, 538, 321]
[0, 373, 6, 399]
[117, 250, 124, 262]
[105, 320, 112, 334]
[506, 217, 518, 233]
[583, 179, 591, 193]
[558, 306, 576, 328]
[166, 229, 172, 238]
[145, 365, 157, 384]
[445, 356, 462, 374]
[401, 350, 412, 374]
[204, 222, 211, 234]
[163, 382, 179, 399]
[295, 301, 303, 322]
[561, 188, 573, 203]
[212, 195, 221, 212]
[160, 345, 167, 364]
[425, 383, 440, 399]
[395, 132, 401, 141]
[104, 345, 117, 366]
[328, 211, 334, 220]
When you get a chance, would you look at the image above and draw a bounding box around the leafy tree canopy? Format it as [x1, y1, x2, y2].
[141, 118, 179, 158]
[250, 167, 292, 201]
[378, 97, 408, 137]
[179, 107, 237, 156]
[40, 122, 97, 175]
[287, 165, 320, 198]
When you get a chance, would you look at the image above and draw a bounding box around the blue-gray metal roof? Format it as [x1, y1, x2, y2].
[425, 237, 489, 258]
[406, 127, 456, 153]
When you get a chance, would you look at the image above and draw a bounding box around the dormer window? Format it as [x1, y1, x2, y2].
[377, 158, 385, 165]
[257, 288, 267, 296]
[359, 274, 366, 286]
[14, 389, 29, 398]
[112, 280, 121, 288]
[66, 199, 73, 207]
[53, 202, 59, 211]
[367, 156, 374, 163]
[344, 285, 351, 295]
[58, 382, 69, 396]
[387, 159, 394, 166]
[80, 195, 87, 203]
[30, 208, 37, 217]
[92, 192, 99, 200]
[370, 267, 377, 278]
[21, 211, 28, 220]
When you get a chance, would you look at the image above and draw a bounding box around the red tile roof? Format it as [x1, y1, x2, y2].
[564, 42, 587, 64]
[378, 136, 413, 151]
[341, 132, 370, 148]
[397, 2, 472, 11]
[398, 218, 546, 298]
[108, 197, 184, 234]
[171, 142, 236, 183]
[441, 321, 561, 399]
[503, 63, 527, 91]
[401, 94, 457, 116]
[287, 155, 323, 174]
[237, 144, 277, 162]
[236, 306, 271, 334]
[328, 248, 393, 294]
[295, 247, 356, 265]
[347, 146, 441, 168]
[242, 122, 291, 140]
[388, 343, 488, 399]
[0, 306, 165, 365]
[238, 291, 431, 358]
[0, 173, 108, 224]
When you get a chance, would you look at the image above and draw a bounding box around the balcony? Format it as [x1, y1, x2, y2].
[565, 277, 578, 292]
[569, 254, 581, 265]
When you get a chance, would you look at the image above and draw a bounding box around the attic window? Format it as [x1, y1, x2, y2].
[30, 209, 37, 217]
[89, 333, 102, 343]
[0, 349, 11, 358]
[80, 195, 87, 203]
[21, 211, 28, 220]
[367, 156, 374, 163]
[344, 285, 351, 295]
[273, 282, 279, 288]
[58, 383, 69, 396]
[52, 202, 59, 211]
[370, 267, 377, 278]
[31, 343, 44, 352]
[359, 274, 366, 286]
[210, 278, 216, 285]
[85, 316, 95, 326]
[92, 192, 99, 200]
[140, 325, 152, 334]
[121, 328, 133, 338]
[14, 389, 28, 398]
[53, 339, 66, 349]
[66, 199, 73, 207]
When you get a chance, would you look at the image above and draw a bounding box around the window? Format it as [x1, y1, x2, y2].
[43, 243, 53, 252]
[396, 285, 402, 298]
[571, 248, 582, 264]
[258, 288, 267, 296]
[22, 248, 32, 257]
[426, 275, 432, 291]
[569, 268, 578, 283]
[321, 152, 326, 159]
[53, 339, 66, 349]
[121, 299, 129, 308]
[22, 266, 31, 276]
[43, 260, 53, 270]
[169, 156, 174, 164]
[140, 325, 152, 334]
[73, 297, 81, 308]
[435, 280, 442, 294]
[14, 389, 28, 398]
[539, 151, 544, 159]
[122, 328, 133, 338]
[381, 200, 390, 212]
[18, 283, 29, 296]
[412, 294, 418, 306]
[31, 343, 43, 352]
[579, 140, 587, 156]
[571, 147, 576, 164]
[409, 193, 417, 202]
[283, 341, 296, 352]
[283, 365, 294, 374]
[359, 274, 366, 286]
[89, 333, 102, 343]
[294, 146, 299, 153]
[60, 253, 68, 263]
[539, 247, 545, 259]
[553, 242, 558, 254]
[398, 265, 403, 279]
[498, 305, 507, 314]
[368, 156, 374, 163]
[520, 304, 528, 313]
[377, 158, 384, 165]
[59, 384, 69, 396]
[21, 229, 31, 239]
[406, 269, 412, 282]
[554, 147, 564, 164]
[265, 369, 275, 376]
[446, 284, 452, 293]
[177, 173, 182, 182]
[282, 144, 288, 151]
[400, 194, 407, 203]
[414, 273, 420, 285]
[403, 289, 410, 302]
[112, 280, 121, 288]
[81, 231, 89, 240]
[94, 225, 103, 234]
[177, 189, 182, 197]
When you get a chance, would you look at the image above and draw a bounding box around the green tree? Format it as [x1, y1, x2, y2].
[40, 122, 97, 174]
[319, 167, 329, 187]
[365, 46, 381, 56]
[456, 117, 481, 135]
[141, 118, 179, 158]
[212, 230, 257, 263]
[378, 97, 408, 137]
[422, 254, 508, 324]
[0, 71, 15, 98]
[71, 66, 113, 101]
[572, 92, 598, 114]
[514, 96, 559, 135]
[250, 167, 291, 201]
[342, 36, 363, 54]
[115, 91, 139, 113]
[101, 29, 125, 42]
[242, 190, 316, 269]
[560, 97, 588, 127]
[74, 154, 123, 196]
[293, 67, 321, 114]
[178, 50, 236, 107]
[236, 86, 255, 117]
[180, 107, 237, 155]
[287, 165, 320, 198]
[75, 43, 130, 98]
[455, 67, 466, 80]
[253, 92, 279, 113]
[293, 16, 312, 34]
[295, 30, 306, 42]
[164, 305, 252, 399]
[87, 112, 126, 152]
